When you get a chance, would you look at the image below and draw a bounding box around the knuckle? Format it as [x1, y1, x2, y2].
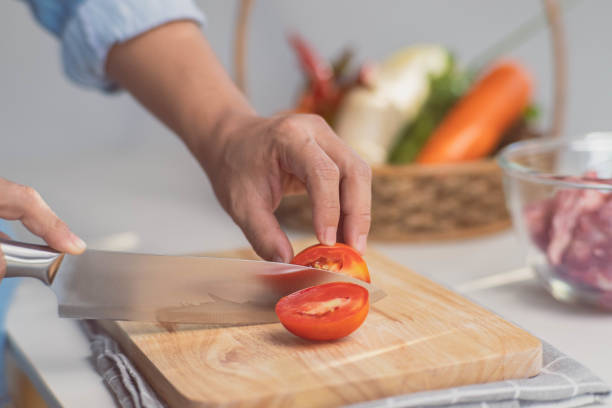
[318, 198, 340, 212]
[273, 115, 302, 136]
[352, 159, 372, 181]
[313, 160, 340, 182]
[360, 212, 372, 224]
[342, 204, 371, 218]
[305, 113, 327, 127]
[38, 216, 66, 240]
[344, 211, 372, 232]
[271, 115, 312, 153]
[17, 185, 42, 206]
[50, 215, 66, 231]
[226, 197, 246, 224]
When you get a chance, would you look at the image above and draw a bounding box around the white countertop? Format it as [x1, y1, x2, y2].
[4, 138, 612, 407]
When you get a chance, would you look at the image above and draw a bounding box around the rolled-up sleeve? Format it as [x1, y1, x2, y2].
[23, 0, 206, 91]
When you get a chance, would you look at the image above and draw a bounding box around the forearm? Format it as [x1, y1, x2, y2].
[106, 21, 254, 155]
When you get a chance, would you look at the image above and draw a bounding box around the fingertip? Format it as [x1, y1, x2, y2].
[253, 234, 292, 263]
[66, 233, 87, 255]
[272, 245, 293, 263]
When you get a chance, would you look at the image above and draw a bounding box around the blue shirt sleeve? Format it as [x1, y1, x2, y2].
[22, 0, 206, 91]
[0, 220, 18, 399]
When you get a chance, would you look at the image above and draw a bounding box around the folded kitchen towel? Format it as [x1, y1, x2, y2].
[81, 322, 166, 408]
[82, 321, 609, 408]
[347, 342, 610, 408]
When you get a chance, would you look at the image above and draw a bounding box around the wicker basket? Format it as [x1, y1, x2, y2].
[234, 0, 566, 241]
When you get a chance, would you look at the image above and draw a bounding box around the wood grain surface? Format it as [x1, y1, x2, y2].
[99, 242, 542, 408]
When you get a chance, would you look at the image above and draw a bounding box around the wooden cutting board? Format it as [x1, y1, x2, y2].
[99, 242, 542, 408]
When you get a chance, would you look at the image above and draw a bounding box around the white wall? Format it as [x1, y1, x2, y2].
[1, 0, 610, 159]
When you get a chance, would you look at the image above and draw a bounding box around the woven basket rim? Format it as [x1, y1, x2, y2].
[372, 159, 500, 176]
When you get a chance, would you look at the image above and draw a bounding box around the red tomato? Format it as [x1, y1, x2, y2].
[275, 282, 369, 341]
[291, 243, 371, 283]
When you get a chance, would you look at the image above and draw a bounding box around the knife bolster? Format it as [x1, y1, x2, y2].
[1, 238, 65, 285]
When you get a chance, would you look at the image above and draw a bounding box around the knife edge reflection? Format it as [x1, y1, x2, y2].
[59, 299, 280, 325]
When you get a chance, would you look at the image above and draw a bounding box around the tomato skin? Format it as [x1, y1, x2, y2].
[291, 243, 371, 283]
[275, 282, 369, 341]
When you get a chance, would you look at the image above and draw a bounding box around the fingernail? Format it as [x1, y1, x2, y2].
[272, 255, 284, 263]
[71, 234, 87, 253]
[322, 227, 336, 246]
[356, 234, 367, 254]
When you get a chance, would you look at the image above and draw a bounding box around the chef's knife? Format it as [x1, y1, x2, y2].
[1, 238, 385, 325]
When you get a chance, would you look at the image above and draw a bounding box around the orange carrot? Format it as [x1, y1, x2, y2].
[416, 61, 532, 164]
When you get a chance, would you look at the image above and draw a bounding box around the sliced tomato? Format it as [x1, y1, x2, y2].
[291, 243, 370, 283]
[275, 282, 369, 341]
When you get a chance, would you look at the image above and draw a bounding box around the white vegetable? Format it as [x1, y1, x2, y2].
[335, 45, 450, 164]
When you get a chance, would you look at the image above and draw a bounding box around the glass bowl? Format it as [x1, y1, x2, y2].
[498, 133, 612, 309]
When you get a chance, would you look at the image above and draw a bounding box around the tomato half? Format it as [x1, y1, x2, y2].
[275, 282, 369, 341]
[291, 243, 371, 283]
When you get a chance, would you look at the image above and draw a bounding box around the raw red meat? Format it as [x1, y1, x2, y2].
[524, 198, 554, 251]
[561, 199, 612, 290]
[547, 188, 605, 265]
[525, 173, 612, 293]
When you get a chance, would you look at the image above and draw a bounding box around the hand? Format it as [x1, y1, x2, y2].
[195, 112, 372, 262]
[0, 178, 86, 280]
[105, 22, 371, 262]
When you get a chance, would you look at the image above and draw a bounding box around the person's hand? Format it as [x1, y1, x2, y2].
[194, 112, 372, 263]
[104, 22, 371, 262]
[0, 178, 86, 280]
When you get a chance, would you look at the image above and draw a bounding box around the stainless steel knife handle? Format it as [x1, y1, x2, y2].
[0, 238, 65, 285]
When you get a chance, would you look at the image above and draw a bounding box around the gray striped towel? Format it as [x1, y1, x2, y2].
[82, 322, 165, 408]
[82, 322, 609, 408]
[347, 342, 610, 408]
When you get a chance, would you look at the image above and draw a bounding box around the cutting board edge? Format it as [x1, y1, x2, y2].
[505, 334, 543, 378]
[98, 319, 543, 408]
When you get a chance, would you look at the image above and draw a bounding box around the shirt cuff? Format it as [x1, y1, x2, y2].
[61, 0, 206, 92]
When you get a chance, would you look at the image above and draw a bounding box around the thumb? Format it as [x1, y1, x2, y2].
[234, 203, 293, 263]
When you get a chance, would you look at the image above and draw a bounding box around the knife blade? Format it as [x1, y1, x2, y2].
[1, 239, 386, 325]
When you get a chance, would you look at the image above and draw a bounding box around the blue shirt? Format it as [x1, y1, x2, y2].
[22, 0, 205, 91]
[0, 220, 18, 398]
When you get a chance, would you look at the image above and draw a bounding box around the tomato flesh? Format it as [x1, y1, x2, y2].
[291, 243, 370, 283]
[275, 282, 369, 341]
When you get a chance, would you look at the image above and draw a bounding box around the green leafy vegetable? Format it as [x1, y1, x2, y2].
[387, 57, 471, 164]
[522, 104, 539, 123]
